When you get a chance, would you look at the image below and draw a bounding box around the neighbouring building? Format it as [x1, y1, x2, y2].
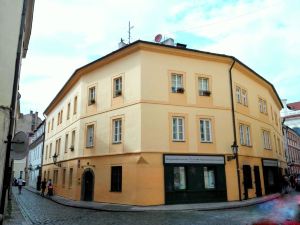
[42, 40, 285, 206]
[281, 99, 300, 135]
[0, 0, 35, 221]
[283, 125, 300, 175]
[14, 111, 42, 182]
[28, 120, 45, 190]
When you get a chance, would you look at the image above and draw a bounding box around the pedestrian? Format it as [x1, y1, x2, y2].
[41, 178, 47, 197]
[281, 175, 290, 194]
[47, 179, 53, 197]
[17, 177, 23, 194]
[290, 175, 296, 189]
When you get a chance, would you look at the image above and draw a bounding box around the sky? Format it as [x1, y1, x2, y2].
[20, 0, 300, 116]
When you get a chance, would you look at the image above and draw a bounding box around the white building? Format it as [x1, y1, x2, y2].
[281, 99, 300, 134]
[28, 121, 45, 189]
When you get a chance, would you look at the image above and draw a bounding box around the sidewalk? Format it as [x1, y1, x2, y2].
[25, 186, 281, 212]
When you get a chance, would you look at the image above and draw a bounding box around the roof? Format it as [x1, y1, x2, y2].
[44, 40, 283, 115]
[287, 101, 300, 110]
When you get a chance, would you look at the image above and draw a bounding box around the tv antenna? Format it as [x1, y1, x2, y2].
[128, 21, 134, 44]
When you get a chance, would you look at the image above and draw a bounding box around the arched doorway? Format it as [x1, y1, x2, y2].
[81, 168, 94, 201]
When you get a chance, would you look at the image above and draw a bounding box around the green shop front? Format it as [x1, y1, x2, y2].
[163, 154, 227, 204]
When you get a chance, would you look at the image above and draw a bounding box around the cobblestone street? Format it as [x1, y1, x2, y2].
[6, 187, 300, 225]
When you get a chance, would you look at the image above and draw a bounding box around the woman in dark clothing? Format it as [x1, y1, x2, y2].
[41, 178, 47, 196]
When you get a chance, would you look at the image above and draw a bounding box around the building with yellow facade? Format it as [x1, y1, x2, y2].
[42, 40, 285, 205]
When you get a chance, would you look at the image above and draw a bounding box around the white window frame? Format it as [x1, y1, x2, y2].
[172, 117, 185, 141]
[200, 119, 212, 143]
[262, 130, 271, 150]
[113, 119, 122, 143]
[88, 87, 96, 105]
[198, 77, 209, 96]
[241, 89, 248, 106]
[114, 77, 122, 97]
[171, 73, 183, 93]
[86, 124, 94, 147]
[239, 124, 251, 146]
[65, 134, 68, 153]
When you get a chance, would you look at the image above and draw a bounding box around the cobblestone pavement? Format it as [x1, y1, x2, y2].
[10, 187, 300, 225]
[3, 192, 28, 225]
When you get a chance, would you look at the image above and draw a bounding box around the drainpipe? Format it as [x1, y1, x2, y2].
[229, 59, 242, 201]
[0, 0, 28, 222]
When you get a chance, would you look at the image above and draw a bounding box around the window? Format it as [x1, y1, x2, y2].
[73, 96, 77, 115]
[48, 121, 50, 133]
[47, 171, 50, 180]
[68, 168, 73, 188]
[111, 166, 122, 192]
[88, 87, 96, 105]
[53, 170, 58, 184]
[243, 165, 253, 188]
[262, 130, 271, 150]
[65, 134, 69, 153]
[173, 166, 186, 190]
[45, 145, 48, 160]
[199, 77, 210, 96]
[112, 119, 122, 143]
[113, 77, 122, 97]
[236, 86, 248, 106]
[239, 124, 251, 146]
[62, 168, 66, 187]
[49, 143, 52, 158]
[171, 73, 184, 93]
[86, 124, 94, 147]
[60, 110, 63, 124]
[71, 130, 75, 150]
[67, 103, 71, 119]
[259, 98, 267, 114]
[172, 117, 184, 141]
[200, 119, 212, 142]
[51, 118, 54, 130]
[57, 112, 60, 125]
[55, 138, 61, 155]
[204, 167, 215, 189]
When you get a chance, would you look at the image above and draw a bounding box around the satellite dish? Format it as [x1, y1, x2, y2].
[10, 131, 29, 160]
[155, 34, 162, 43]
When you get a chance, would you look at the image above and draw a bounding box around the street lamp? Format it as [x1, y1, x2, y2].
[28, 163, 33, 171]
[52, 153, 61, 167]
[227, 141, 239, 161]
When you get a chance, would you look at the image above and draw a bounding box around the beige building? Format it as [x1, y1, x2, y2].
[42, 40, 284, 206]
[0, 0, 34, 220]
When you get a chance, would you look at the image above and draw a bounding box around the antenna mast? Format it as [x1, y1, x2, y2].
[128, 21, 134, 44]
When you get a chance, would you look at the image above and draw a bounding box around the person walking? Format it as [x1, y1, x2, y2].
[47, 179, 53, 197]
[17, 177, 23, 194]
[41, 178, 47, 196]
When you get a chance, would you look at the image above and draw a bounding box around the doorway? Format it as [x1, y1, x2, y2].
[81, 168, 94, 201]
[254, 166, 262, 197]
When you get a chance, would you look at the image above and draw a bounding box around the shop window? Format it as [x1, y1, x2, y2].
[111, 166, 122, 192]
[173, 166, 186, 190]
[204, 167, 215, 189]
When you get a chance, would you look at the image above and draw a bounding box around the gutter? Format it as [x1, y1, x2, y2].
[229, 59, 242, 201]
[0, 0, 28, 221]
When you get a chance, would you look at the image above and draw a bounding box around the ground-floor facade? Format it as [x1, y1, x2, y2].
[42, 152, 287, 206]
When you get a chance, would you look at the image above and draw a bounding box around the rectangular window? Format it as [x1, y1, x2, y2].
[45, 145, 48, 160]
[68, 168, 73, 188]
[88, 87, 96, 105]
[204, 167, 215, 189]
[49, 143, 52, 158]
[57, 112, 60, 125]
[86, 124, 94, 147]
[199, 77, 210, 96]
[200, 119, 212, 142]
[172, 117, 184, 141]
[239, 124, 251, 146]
[48, 121, 50, 133]
[47, 171, 50, 180]
[71, 130, 75, 150]
[62, 168, 66, 187]
[113, 77, 122, 97]
[236, 86, 241, 103]
[67, 103, 70, 119]
[51, 118, 54, 130]
[171, 73, 184, 93]
[55, 139, 61, 155]
[112, 119, 122, 143]
[241, 89, 248, 106]
[53, 170, 58, 185]
[60, 110, 63, 124]
[259, 98, 267, 114]
[73, 96, 77, 115]
[262, 130, 271, 150]
[111, 166, 122, 192]
[173, 166, 186, 190]
[65, 134, 69, 153]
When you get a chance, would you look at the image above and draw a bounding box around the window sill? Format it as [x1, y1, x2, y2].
[110, 190, 122, 193]
[112, 142, 122, 145]
[200, 141, 213, 144]
[241, 144, 252, 148]
[172, 140, 186, 142]
[85, 146, 94, 149]
[264, 148, 272, 150]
